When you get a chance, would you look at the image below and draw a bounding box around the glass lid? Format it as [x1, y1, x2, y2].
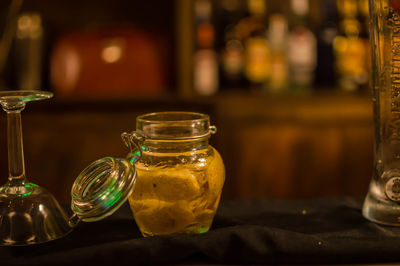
[71, 157, 137, 222]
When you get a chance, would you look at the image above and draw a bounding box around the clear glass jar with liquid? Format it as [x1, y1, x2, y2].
[123, 112, 225, 236]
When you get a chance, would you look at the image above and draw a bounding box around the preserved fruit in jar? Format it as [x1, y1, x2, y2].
[124, 112, 225, 236]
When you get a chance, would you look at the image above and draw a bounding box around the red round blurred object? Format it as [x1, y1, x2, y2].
[51, 27, 167, 96]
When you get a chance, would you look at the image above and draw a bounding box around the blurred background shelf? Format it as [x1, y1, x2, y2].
[0, 0, 370, 97]
[0, 0, 375, 202]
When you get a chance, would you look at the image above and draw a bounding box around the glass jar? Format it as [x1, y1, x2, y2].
[122, 112, 225, 236]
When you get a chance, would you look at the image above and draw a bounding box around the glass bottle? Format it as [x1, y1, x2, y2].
[218, 0, 246, 90]
[193, 0, 219, 96]
[315, 0, 338, 89]
[287, 0, 317, 93]
[236, 0, 271, 90]
[14, 13, 43, 91]
[267, 14, 289, 93]
[334, 0, 369, 92]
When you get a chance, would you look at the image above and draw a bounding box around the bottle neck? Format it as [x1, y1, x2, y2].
[142, 137, 210, 154]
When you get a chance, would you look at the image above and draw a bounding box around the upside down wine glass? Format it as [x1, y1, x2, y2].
[0, 91, 71, 245]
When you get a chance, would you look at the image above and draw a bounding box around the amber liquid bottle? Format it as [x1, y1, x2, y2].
[334, 0, 369, 92]
[243, 0, 271, 91]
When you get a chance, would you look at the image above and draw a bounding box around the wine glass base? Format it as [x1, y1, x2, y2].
[362, 180, 400, 226]
[0, 181, 72, 246]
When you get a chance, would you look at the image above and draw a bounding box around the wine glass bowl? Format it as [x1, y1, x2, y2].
[0, 184, 72, 245]
[0, 90, 72, 246]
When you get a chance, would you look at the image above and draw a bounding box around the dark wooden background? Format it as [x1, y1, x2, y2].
[0, 0, 374, 204]
[0, 93, 373, 203]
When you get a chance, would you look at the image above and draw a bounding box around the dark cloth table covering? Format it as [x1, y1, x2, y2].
[1, 197, 400, 265]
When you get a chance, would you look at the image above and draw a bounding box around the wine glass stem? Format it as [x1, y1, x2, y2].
[6, 109, 25, 181]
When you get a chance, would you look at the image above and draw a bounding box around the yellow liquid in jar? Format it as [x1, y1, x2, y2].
[128, 147, 225, 237]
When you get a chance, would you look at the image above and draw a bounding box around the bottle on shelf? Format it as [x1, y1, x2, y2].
[315, 0, 338, 89]
[217, 0, 247, 90]
[267, 13, 289, 93]
[287, 0, 317, 93]
[192, 0, 368, 95]
[14, 13, 44, 91]
[334, 0, 369, 92]
[220, 30, 246, 90]
[237, 0, 271, 91]
[193, 0, 219, 96]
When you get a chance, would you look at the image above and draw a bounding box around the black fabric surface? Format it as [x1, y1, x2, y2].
[1, 197, 400, 265]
